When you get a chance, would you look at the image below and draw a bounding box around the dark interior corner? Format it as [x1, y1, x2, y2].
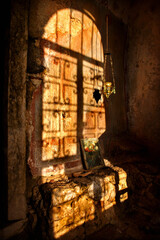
[0, 0, 160, 240]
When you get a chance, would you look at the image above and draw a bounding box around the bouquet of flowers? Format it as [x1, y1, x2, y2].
[84, 139, 98, 153]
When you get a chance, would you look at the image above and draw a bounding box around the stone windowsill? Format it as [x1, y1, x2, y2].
[32, 163, 128, 240]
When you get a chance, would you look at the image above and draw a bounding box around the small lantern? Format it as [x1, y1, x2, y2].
[103, 52, 116, 99]
[104, 82, 112, 98]
[103, 16, 116, 99]
[104, 81, 116, 98]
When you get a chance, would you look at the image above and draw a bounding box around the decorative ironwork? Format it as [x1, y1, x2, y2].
[63, 85, 77, 105]
[53, 110, 59, 118]
[53, 96, 59, 103]
[63, 111, 77, 131]
[64, 136, 77, 157]
[43, 110, 60, 133]
[64, 97, 70, 104]
[40, 11, 107, 162]
[43, 82, 60, 104]
[64, 60, 77, 82]
[90, 99, 95, 106]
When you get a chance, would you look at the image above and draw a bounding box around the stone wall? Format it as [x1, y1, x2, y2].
[30, 166, 128, 240]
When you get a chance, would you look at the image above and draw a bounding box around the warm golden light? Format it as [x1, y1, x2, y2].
[104, 81, 113, 98]
[41, 9, 105, 163]
[105, 82, 112, 86]
[42, 161, 128, 239]
[43, 8, 104, 61]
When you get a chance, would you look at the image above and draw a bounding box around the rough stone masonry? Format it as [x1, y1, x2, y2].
[31, 165, 128, 240]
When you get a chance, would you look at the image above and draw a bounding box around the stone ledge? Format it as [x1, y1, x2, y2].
[31, 166, 128, 240]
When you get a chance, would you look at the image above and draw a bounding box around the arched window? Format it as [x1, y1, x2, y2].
[41, 9, 105, 162]
[28, 7, 106, 176]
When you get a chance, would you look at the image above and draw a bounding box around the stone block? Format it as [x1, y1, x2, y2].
[51, 183, 78, 206]
[34, 166, 127, 240]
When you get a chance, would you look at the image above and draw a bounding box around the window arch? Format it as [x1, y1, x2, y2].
[41, 8, 106, 162]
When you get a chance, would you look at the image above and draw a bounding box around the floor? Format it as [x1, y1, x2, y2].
[86, 211, 160, 240]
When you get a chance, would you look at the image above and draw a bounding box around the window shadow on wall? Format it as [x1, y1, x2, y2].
[27, 7, 106, 177]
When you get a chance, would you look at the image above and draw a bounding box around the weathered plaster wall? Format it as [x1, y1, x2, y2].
[127, 0, 160, 156]
[7, 0, 28, 220]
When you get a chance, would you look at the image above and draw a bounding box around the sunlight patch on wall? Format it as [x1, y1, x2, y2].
[43, 8, 104, 62]
[42, 51, 78, 161]
[82, 60, 105, 138]
[36, 8, 105, 168]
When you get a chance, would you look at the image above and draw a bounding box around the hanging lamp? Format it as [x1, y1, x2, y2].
[103, 15, 116, 99]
